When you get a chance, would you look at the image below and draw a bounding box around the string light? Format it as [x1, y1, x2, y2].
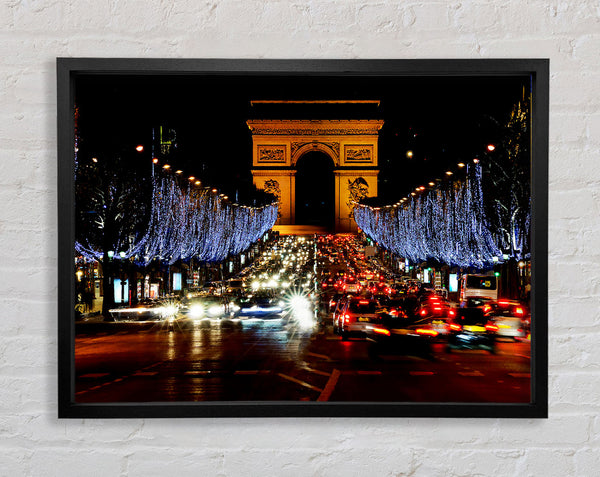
[353, 162, 503, 269]
[76, 171, 278, 265]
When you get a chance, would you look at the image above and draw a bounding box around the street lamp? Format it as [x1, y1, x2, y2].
[487, 144, 496, 152]
[135, 145, 144, 152]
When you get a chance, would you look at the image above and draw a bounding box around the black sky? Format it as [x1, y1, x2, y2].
[75, 73, 530, 203]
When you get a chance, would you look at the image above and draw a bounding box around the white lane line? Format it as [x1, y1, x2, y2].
[79, 373, 110, 379]
[458, 371, 485, 377]
[277, 373, 323, 393]
[300, 365, 331, 377]
[508, 373, 530, 378]
[306, 352, 332, 361]
[185, 370, 213, 375]
[409, 371, 435, 376]
[317, 369, 341, 402]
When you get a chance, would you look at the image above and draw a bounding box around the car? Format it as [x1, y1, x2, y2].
[484, 299, 529, 340]
[332, 294, 351, 334]
[413, 295, 454, 320]
[340, 276, 361, 294]
[335, 297, 380, 340]
[108, 298, 166, 322]
[327, 292, 345, 313]
[364, 313, 437, 360]
[376, 297, 410, 319]
[446, 307, 498, 354]
[320, 275, 336, 291]
[237, 290, 284, 318]
[180, 295, 236, 320]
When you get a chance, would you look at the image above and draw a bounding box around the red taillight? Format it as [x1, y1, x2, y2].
[434, 307, 442, 311]
[385, 287, 391, 293]
[359, 300, 370, 304]
[344, 314, 350, 323]
[373, 327, 391, 336]
[499, 300, 509, 306]
[416, 328, 438, 337]
[485, 323, 499, 332]
[483, 304, 492, 313]
[343, 285, 347, 290]
[390, 309, 398, 316]
[322, 283, 327, 288]
[450, 323, 462, 331]
[420, 310, 427, 316]
[449, 310, 456, 317]
[515, 307, 524, 315]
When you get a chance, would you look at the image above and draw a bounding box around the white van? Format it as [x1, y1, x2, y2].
[460, 274, 498, 301]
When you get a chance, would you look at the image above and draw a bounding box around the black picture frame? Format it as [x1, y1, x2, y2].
[58, 58, 548, 418]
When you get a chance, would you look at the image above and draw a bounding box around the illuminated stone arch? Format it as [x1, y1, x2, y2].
[248, 119, 383, 233]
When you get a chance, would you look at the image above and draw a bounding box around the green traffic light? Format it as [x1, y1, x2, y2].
[494, 272, 500, 277]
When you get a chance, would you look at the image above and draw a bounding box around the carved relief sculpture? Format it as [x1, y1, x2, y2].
[347, 177, 369, 217]
[258, 146, 286, 162]
[345, 145, 372, 162]
[263, 179, 282, 219]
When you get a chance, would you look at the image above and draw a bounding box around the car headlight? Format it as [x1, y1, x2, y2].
[161, 305, 178, 318]
[208, 305, 223, 316]
[189, 304, 204, 319]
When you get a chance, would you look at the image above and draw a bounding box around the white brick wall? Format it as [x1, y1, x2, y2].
[0, 0, 598, 475]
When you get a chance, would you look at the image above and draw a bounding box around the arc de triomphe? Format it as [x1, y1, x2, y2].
[248, 119, 384, 233]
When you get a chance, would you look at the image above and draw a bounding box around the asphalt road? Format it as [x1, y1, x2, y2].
[75, 315, 531, 404]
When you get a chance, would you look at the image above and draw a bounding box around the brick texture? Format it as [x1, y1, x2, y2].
[0, 0, 598, 475]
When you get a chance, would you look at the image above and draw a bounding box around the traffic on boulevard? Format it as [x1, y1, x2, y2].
[76, 233, 531, 404]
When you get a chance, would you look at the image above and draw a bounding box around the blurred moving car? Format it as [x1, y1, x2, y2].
[108, 298, 171, 322]
[237, 290, 284, 318]
[484, 299, 529, 340]
[364, 313, 437, 360]
[446, 306, 498, 354]
[335, 296, 379, 340]
[414, 295, 454, 320]
[180, 295, 237, 320]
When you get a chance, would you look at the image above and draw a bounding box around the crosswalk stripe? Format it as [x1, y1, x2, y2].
[277, 373, 323, 393]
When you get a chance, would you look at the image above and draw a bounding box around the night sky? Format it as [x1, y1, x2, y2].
[75, 73, 530, 203]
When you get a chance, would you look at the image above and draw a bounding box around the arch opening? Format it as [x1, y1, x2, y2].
[295, 151, 335, 230]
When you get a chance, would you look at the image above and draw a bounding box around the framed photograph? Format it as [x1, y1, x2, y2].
[58, 59, 548, 418]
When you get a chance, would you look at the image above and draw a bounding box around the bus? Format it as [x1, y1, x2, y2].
[460, 274, 498, 302]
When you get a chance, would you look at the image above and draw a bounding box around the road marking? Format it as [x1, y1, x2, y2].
[306, 352, 331, 361]
[132, 371, 158, 376]
[277, 373, 323, 393]
[79, 373, 110, 379]
[185, 370, 213, 375]
[317, 369, 341, 402]
[141, 361, 164, 370]
[357, 370, 382, 375]
[458, 371, 485, 377]
[300, 365, 331, 377]
[508, 373, 530, 378]
[409, 371, 435, 376]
